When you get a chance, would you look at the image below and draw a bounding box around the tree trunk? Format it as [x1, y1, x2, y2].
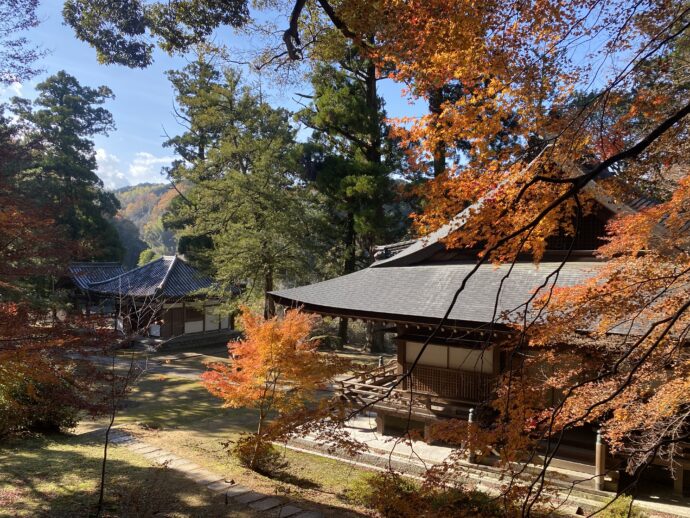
[338, 212, 357, 346]
[429, 87, 446, 177]
[250, 409, 265, 470]
[364, 50, 382, 164]
[365, 321, 385, 353]
[264, 266, 275, 319]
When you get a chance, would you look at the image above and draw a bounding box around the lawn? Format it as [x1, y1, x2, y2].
[0, 432, 259, 517]
[0, 347, 378, 517]
[110, 373, 373, 516]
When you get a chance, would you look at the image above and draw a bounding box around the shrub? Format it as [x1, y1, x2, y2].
[346, 472, 420, 517]
[230, 434, 287, 475]
[0, 370, 81, 438]
[599, 495, 648, 518]
[346, 472, 507, 518]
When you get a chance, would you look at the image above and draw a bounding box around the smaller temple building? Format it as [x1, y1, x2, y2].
[66, 255, 235, 341]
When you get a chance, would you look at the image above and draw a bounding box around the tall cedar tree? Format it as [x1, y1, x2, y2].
[163, 57, 319, 316]
[10, 71, 122, 261]
[296, 37, 407, 346]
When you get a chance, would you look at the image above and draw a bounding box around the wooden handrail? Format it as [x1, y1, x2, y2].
[342, 359, 397, 384]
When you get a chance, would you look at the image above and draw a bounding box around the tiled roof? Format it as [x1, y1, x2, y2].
[271, 261, 603, 325]
[272, 164, 659, 327]
[372, 179, 653, 268]
[67, 262, 127, 290]
[88, 256, 214, 298]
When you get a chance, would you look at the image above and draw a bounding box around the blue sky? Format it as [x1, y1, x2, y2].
[0, 3, 426, 190]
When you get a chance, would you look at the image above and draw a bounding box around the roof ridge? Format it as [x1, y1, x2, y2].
[69, 261, 123, 267]
[157, 255, 178, 292]
[372, 156, 647, 268]
[89, 256, 165, 287]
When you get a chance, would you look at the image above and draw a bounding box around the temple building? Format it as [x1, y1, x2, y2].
[269, 183, 688, 496]
[66, 255, 236, 341]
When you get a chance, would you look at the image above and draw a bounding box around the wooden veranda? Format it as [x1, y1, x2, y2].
[337, 360, 494, 424]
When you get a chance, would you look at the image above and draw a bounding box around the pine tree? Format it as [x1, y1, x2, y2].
[296, 38, 408, 347]
[163, 57, 321, 316]
[11, 70, 122, 260]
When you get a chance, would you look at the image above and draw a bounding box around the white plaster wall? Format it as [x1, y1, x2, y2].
[405, 341, 494, 373]
[405, 342, 448, 368]
[449, 347, 493, 374]
[205, 306, 220, 330]
[184, 320, 204, 334]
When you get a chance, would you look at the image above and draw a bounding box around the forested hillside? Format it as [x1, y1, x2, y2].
[113, 183, 178, 267]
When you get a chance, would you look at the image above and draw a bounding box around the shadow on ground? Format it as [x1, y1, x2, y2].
[0, 433, 264, 517]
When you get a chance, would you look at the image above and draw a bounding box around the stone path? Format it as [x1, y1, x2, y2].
[105, 428, 323, 517]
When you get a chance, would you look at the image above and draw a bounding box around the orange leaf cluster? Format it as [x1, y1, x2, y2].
[202, 308, 347, 418]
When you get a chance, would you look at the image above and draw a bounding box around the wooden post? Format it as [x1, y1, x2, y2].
[182, 301, 186, 335]
[396, 338, 406, 375]
[468, 408, 476, 463]
[674, 465, 685, 496]
[595, 430, 606, 491]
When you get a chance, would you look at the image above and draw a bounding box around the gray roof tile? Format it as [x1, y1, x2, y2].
[271, 261, 603, 325]
[67, 262, 126, 290]
[88, 256, 213, 298]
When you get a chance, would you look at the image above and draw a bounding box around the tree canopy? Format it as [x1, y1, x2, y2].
[163, 56, 322, 316]
[10, 70, 123, 260]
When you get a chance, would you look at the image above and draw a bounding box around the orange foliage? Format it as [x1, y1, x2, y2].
[298, 0, 690, 506]
[202, 308, 346, 435]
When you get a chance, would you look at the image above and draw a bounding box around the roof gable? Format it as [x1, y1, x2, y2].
[87, 256, 214, 298]
[372, 180, 652, 268]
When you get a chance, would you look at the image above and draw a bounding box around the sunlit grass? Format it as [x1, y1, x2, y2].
[0, 433, 257, 517]
[114, 373, 372, 516]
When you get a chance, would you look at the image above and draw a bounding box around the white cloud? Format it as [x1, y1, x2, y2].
[96, 149, 174, 189]
[0, 81, 23, 100]
[128, 151, 174, 182]
[96, 148, 127, 189]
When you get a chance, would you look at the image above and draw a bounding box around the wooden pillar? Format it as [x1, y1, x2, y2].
[595, 430, 606, 491]
[424, 422, 433, 443]
[492, 345, 500, 375]
[674, 465, 685, 496]
[395, 338, 406, 375]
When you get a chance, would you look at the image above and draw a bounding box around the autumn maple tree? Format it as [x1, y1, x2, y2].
[64, 0, 690, 512]
[202, 308, 345, 469]
[285, 0, 690, 511]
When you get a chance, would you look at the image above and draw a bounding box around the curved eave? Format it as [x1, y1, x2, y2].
[269, 293, 509, 332]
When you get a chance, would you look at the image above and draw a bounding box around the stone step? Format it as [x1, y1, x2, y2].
[81, 426, 328, 517]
